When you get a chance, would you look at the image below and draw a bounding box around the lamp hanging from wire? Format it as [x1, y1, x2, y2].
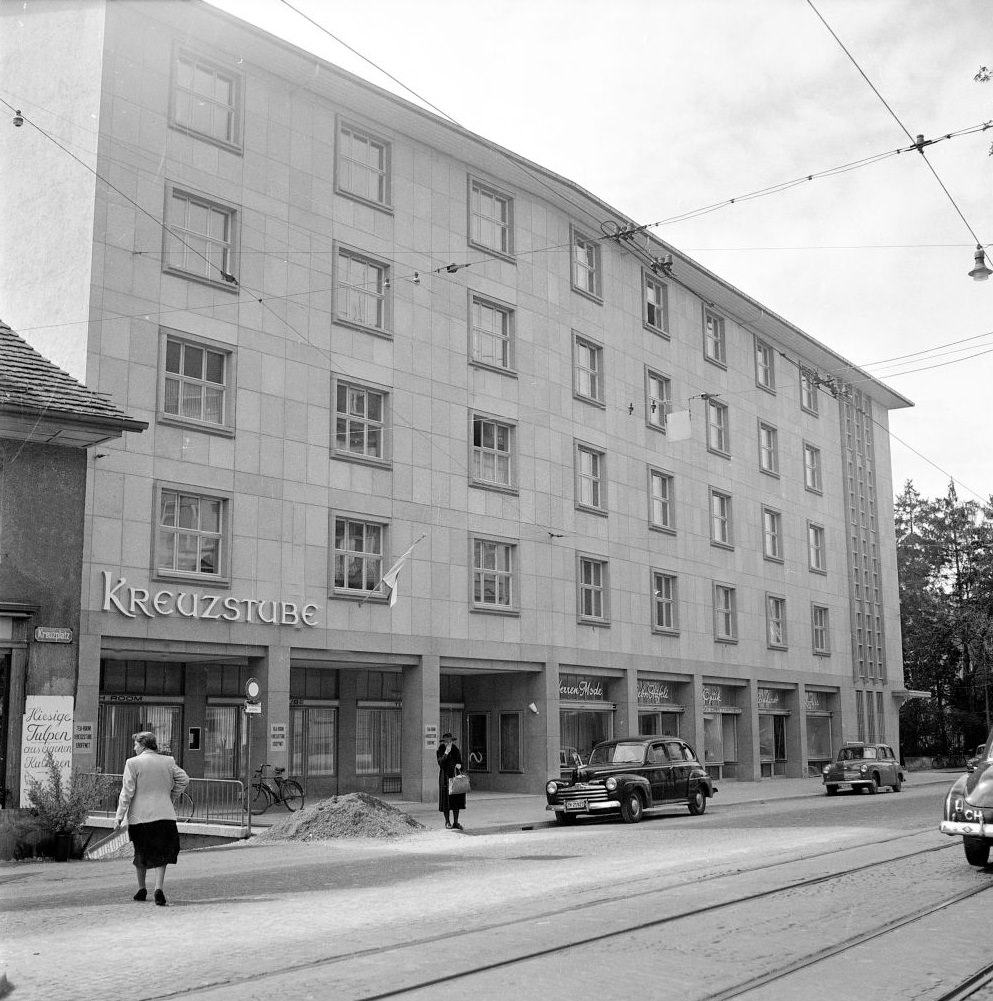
[968, 244, 992, 282]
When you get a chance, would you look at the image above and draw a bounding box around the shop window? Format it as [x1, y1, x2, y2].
[759, 715, 787, 777]
[203, 704, 244, 779]
[466, 712, 489, 772]
[97, 704, 182, 774]
[499, 712, 523, 772]
[291, 706, 337, 779]
[806, 714, 832, 777]
[560, 708, 612, 762]
[703, 713, 738, 780]
[355, 707, 401, 775]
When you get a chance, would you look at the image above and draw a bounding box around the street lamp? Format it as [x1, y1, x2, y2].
[968, 244, 992, 282]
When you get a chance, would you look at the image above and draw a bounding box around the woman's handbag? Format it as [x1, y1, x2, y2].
[448, 773, 470, 796]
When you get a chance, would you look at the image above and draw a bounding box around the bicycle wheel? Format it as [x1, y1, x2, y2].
[249, 781, 271, 816]
[174, 791, 195, 821]
[280, 780, 305, 812]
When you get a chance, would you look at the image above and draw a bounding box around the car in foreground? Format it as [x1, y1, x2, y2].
[545, 736, 716, 824]
[941, 731, 993, 866]
[821, 742, 904, 795]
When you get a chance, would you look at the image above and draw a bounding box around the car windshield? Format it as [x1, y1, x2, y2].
[839, 746, 867, 761]
[589, 742, 645, 765]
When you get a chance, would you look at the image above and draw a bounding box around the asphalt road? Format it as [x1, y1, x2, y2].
[2, 781, 984, 1001]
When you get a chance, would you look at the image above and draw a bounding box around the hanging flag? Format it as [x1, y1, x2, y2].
[363, 533, 426, 608]
[666, 409, 692, 442]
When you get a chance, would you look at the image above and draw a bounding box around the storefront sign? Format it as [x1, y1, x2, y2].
[703, 686, 725, 708]
[758, 688, 783, 710]
[638, 680, 672, 704]
[34, 626, 73, 644]
[20, 695, 74, 808]
[424, 724, 438, 749]
[559, 675, 606, 701]
[270, 723, 286, 751]
[73, 721, 93, 753]
[101, 571, 320, 627]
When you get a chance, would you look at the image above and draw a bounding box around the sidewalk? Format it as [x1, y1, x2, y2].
[248, 768, 958, 837]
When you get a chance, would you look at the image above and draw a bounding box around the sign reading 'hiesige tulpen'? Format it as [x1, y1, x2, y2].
[101, 571, 320, 627]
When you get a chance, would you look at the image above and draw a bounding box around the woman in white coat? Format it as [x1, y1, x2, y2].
[113, 731, 189, 906]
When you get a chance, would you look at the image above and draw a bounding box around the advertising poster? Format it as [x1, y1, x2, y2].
[20, 695, 74, 807]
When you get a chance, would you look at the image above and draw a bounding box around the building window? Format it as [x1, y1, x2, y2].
[472, 538, 516, 611]
[164, 187, 236, 285]
[714, 583, 738, 642]
[763, 507, 783, 562]
[574, 335, 604, 403]
[470, 295, 514, 371]
[649, 469, 675, 531]
[803, 443, 823, 492]
[800, 368, 819, 414]
[469, 178, 513, 257]
[812, 604, 831, 654]
[704, 309, 726, 366]
[161, 333, 230, 428]
[578, 556, 609, 622]
[758, 421, 779, 475]
[571, 228, 602, 300]
[336, 121, 391, 207]
[499, 712, 523, 772]
[576, 444, 607, 512]
[646, 370, 671, 432]
[767, 595, 787, 648]
[472, 416, 515, 489]
[808, 522, 826, 573]
[653, 571, 678, 633]
[755, 338, 776, 391]
[332, 517, 384, 596]
[355, 707, 401, 775]
[171, 50, 241, 148]
[336, 247, 390, 334]
[710, 490, 733, 547]
[707, 399, 730, 455]
[334, 380, 387, 461]
[156, 487, 227, 579]
[644, 272, 669, 334]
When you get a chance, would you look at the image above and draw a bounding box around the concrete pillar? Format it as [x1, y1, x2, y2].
[615, 666, 639, 738]
[402, 654, 438, 802]
[541, 651, 561, 782]
[266, 644, 291, 771]
[73, 630, 101, 773]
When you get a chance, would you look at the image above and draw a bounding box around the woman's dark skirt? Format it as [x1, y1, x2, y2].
[128, 819, 180, 868]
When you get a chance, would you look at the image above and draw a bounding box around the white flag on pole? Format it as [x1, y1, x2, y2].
[370, 533, 426, 608]
[666, 409, 692, 442]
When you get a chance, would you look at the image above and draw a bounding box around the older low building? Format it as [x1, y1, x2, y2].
[0, 0, 912, 803]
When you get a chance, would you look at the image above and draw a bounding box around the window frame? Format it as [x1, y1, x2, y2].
[755, 337, 776, 392]
[573, 333, 605, 406]
[470, 535, 518, 615]
[709, 489, 734, 549]
[807, 521, 827, 574]
[163, 184, 238, 289]
[703, 307, 727, 367]
[469, 291, 516, 374]
[767, 593, 788, 649]
[575, 441, 608, 515]
[332, 377, 390, 466]
[812, 604, 831, 655]
[757, 420, 779, 476]
[334, 244, 392, 337]
[330, 514, 387, 601]
[652, 570, 679, 634]
[470, 413, 517, 493]
[800, 367, 820, 415]
[468, 176, 514, 260]
[713, 582, 738, 643]
[158, 328, 235, 436]
[577, 554, 610, 624]
[153, 481, 231, 584]
[643, 270, 669, 336]
[648, 467, 675, 533]
[646, 368, 671, 433]
[707, 399, 730, 457]
[169, 47, 242, 151]
[803, 442, 823, 493]
[335, 118, 392, 210]
[571, 226, 603, 302]
[762, 506, 784, 563]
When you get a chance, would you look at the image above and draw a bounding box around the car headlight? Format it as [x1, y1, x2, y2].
[546, 781, 558, 795]
[605, 777, 618, 791]
[859, 764, 868, 775]
[822, 766, 830, 775]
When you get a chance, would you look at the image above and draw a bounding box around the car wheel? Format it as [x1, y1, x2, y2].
[892, 774, 903, 792]
[965, 837, 991, 867]
[688, 789, 707, 815]
[555, 811, 578, 826]
[825, 785, 838, 796]
[866, 775, 879, 794]
[620, 791, 644, 824]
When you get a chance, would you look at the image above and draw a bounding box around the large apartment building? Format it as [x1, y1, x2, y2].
[0, 0, 912, 802]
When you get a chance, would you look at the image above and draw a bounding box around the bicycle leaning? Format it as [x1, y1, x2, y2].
[247, 762, 305, 815]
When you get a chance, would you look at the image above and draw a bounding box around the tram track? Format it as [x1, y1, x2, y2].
[141, 833, 958, 1000]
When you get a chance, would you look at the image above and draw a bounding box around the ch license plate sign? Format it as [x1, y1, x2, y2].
[565, 800, 587, 812]
[837, 783, 851, 790]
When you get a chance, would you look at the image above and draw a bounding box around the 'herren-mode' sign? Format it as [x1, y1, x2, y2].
[101, 571, 320, 627]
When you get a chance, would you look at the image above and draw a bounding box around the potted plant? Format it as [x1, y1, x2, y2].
[24, 748, 116, 861]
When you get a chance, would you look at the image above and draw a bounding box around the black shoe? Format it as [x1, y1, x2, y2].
[445, 821, 452, 829]
[154, 889, 166, 906]
[452, 822, 463, 830]
[133, 889, 147, 902]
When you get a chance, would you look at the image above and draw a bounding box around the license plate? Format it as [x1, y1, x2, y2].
[836, 783, 851, 790]
[565, 800, 587, 812]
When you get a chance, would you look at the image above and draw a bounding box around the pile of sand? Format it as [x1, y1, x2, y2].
[253, 792, 425, 842]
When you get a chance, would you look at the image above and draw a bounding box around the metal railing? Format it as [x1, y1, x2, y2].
[86, 775, 246, 826]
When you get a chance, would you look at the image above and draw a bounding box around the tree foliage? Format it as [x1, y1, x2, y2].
[896, 481, 993, 754]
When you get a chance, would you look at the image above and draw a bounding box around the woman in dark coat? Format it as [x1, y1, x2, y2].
[437, 732, 466, 829]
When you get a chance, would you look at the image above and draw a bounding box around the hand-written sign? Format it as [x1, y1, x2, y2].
[20, 695, 74, 807]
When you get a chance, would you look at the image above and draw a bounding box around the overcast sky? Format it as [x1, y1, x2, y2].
[205, 0, 993, 503]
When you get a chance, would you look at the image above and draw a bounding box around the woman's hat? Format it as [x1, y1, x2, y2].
[441, 732, 454, 740]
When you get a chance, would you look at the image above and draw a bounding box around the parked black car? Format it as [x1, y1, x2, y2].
[941, 727, 993, 866]
[545, 736, 716, 825]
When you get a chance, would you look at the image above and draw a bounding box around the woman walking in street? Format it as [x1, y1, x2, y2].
[113, 731, 189, 906]
[437, 732, 467, 830]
